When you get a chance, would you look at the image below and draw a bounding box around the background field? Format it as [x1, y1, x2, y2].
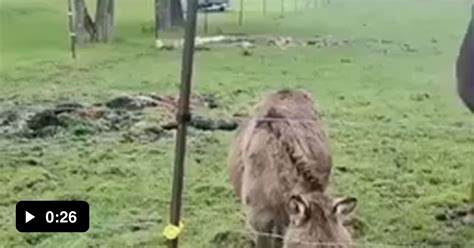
[1, 0, 473, 247]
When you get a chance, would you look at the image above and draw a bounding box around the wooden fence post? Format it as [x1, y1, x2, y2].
[66, 0, 76, 59]
[167, 0, 198, 247]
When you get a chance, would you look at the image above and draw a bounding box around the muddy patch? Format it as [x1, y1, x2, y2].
[436, 205, 474, 227]
[0, 93, 238, 141]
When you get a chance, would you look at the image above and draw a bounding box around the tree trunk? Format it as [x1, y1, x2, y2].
[158, 0, 171, 30]
[170, 0, 184, 27]
[158, 0, 184, 30]
[95, 0, 115, 42]
[74, 0, 96, 44]
[73, 0, 115, 44]
[155, 0, 160, 39]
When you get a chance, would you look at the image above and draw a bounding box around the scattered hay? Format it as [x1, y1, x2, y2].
[154, 35, 430, 55]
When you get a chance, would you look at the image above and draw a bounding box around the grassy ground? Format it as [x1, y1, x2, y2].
[1, 0, 474, 247]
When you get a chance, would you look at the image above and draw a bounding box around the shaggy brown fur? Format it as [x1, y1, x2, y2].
[228, 89, 355, 247]
[456, 5, 474, 112]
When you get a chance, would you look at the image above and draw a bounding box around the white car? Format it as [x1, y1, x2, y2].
[197, 0, 229, 12]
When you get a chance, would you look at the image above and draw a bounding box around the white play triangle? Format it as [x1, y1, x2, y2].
[25, 211, 35, 223]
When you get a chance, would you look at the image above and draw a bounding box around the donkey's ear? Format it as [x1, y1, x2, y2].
[288, 194, 310, 225]
[332, 197, 357, 216]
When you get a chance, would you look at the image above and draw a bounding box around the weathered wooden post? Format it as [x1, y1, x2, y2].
[166, 0, 198, 247]
[66, 0, 76, 59]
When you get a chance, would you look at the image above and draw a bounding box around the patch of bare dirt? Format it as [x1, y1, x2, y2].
[0, 93, 238, 141]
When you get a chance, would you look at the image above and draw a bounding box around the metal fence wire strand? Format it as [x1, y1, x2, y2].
[37, 117, 472, 248]
[232, 116, 473, 248]
[232, 116, 474, 132]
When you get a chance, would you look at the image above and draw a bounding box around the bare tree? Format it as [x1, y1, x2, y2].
[73, 0, 115, 44]
[74, 0, 95, 44]
[95, 0, 115, 42]
[157, 0, 184, 31]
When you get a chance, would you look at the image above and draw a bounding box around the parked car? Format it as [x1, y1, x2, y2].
[197, 0, 230, 12]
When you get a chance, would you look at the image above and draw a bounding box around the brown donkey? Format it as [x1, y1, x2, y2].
[228, 89, 357, 248]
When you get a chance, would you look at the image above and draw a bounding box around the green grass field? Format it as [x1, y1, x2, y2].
[1, 0, 474, 247]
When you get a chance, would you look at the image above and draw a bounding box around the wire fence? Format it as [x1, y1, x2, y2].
[35, 219, 474, 248]
[33, 115, 473, 248]
[231, 116, 474, 133]
[228, 115, 473, 248]
[231, 228, 410, 248]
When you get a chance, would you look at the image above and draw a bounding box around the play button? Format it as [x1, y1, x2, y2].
[25, 211, 35, 223]
[16, 200, 90, 232]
